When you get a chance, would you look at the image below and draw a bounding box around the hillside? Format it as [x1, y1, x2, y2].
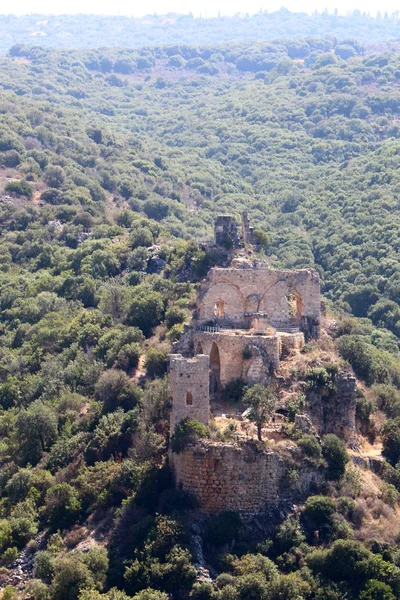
[3, 10, 400, 55]
[0, 31, 400, 600]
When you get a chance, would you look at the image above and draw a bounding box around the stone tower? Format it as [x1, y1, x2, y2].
[169, 354, 210, 436]
[214, 215, 239, 248]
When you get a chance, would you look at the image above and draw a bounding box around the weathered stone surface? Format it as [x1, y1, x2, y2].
[294, 413, 318, 436]
[196, 267, 320, 337]
[171, 440, 323, 513]
[307, 371, 357, 445]
[214, 215, 240, 248]
[169, 354, 210, 435]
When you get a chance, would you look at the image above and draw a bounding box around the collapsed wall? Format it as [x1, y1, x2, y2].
[171, 440, 323, 513]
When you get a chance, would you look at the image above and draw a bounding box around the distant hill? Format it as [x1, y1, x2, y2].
[2, 10, 400, 54]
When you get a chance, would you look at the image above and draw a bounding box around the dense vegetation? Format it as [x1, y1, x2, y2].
[0, 12, 400, 600]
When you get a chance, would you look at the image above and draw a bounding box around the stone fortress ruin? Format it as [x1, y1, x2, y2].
[169, 214, 356, 513]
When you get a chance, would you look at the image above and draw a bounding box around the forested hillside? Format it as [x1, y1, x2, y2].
[1, 28, 400, 600]
[3, 9, 400, 55]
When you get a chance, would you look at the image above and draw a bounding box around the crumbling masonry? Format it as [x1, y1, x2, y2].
[169, 216, 356, 512]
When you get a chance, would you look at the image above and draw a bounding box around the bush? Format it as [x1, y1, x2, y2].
[303, 495, 336, 528]
[381, 419, 400, 465]
[34, 551, 55, 583]
[275, 518, 306, 553]
[204, 511, 241, 547]
[171, 418, 209, 453]
[322, 434, 349, 480]
[224, 379, 247, 403]
[298, 435, 322, 460]
[50, 556, 95, 600]
[5, 180, 33, 197]
[44, 484, 81, 530]
[144, 347, 169, 379]
[126, 291, 165, 336]
[337, 335, 392, 386]
[95, 370, 141, 412]
[165, 306, 187, 329]
[114, 343, 141, 373]
[359, 580, 396, 600]
[373, 384, 400, 418]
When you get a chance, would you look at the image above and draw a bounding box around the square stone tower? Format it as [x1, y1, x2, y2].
[169, 354, 210, 436]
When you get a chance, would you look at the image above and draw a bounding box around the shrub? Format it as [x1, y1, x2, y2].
[306, 365, 337, 392]
[204, 511, 241, 547]
[144, 347, 169, 379]
[252, 229, 270, 248]
[44, 484, 81, 530]
[298, 435, 322, 459]
[126, 291, 165, 336]
[236, 573, 269, 600]
[337, 335, 392, 386]
[23, 579, 50, 600]
[95, 370, 141, 412]
[303, 495, 336, 528]
[50, 556, 95, 600]
[322, 434, 349, 480]
[114, 343, 141, 373]
[224, 379, 247, 403]
[5, 180, 33, 197]
[373, 384, 400, 418]
[359, 580, 395, 600]
[171, 418, 209, 453]
[381, 419, 400, 465]
[165, 306, 187, 329]
[275, 518, 306, 553]
[34, 551, 55, 583]
[356, 391, 374, 425]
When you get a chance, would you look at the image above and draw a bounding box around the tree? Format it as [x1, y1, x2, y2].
[95, 370, 141, 412]
[322, 434, 349, 480]
[144, 347, 169, 379]
[44, 483, 81, 529]
[381, 418, 400, 465]
[50, 556, 94, 600]
[44, 165, 65, 188]
[16, 401, 58, 464]
[126, 291, 165, 336]
[243, 384, 277, 441]
[359, 580, 395, 600]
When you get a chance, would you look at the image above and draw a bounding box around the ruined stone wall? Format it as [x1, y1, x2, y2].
[197, 268, 320, 335]
[171, 440, 323, 513]
[169, 354, 210, 436]
[215, 216, 239, 248]
[280, 332, 305, 355]
[307, 371, 357, 446]
[193, 331, 281, 385]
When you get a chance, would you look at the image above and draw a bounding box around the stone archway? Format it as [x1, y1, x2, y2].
[209, 342, 221, 397]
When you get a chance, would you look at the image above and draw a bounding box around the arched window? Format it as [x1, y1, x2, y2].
[186, 391, 193, 405]
[214, 299, 225, 318]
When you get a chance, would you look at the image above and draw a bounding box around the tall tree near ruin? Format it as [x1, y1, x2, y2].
[243, 383, 278, 441]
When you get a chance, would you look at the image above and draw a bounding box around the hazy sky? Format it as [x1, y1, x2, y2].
[3, 1, 400, 17]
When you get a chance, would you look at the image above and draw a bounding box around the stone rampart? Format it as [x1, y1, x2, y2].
[171, 440, 323, 513]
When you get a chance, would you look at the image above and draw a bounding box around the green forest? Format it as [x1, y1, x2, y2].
[0, 8, 400, 600]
